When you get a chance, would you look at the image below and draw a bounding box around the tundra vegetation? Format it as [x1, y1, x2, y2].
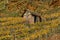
[0, 0, 60, 40]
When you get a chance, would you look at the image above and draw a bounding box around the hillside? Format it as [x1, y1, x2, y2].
[0, 0, 60, 40]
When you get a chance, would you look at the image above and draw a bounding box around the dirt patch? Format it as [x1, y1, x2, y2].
[48, 34, 60, 40]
